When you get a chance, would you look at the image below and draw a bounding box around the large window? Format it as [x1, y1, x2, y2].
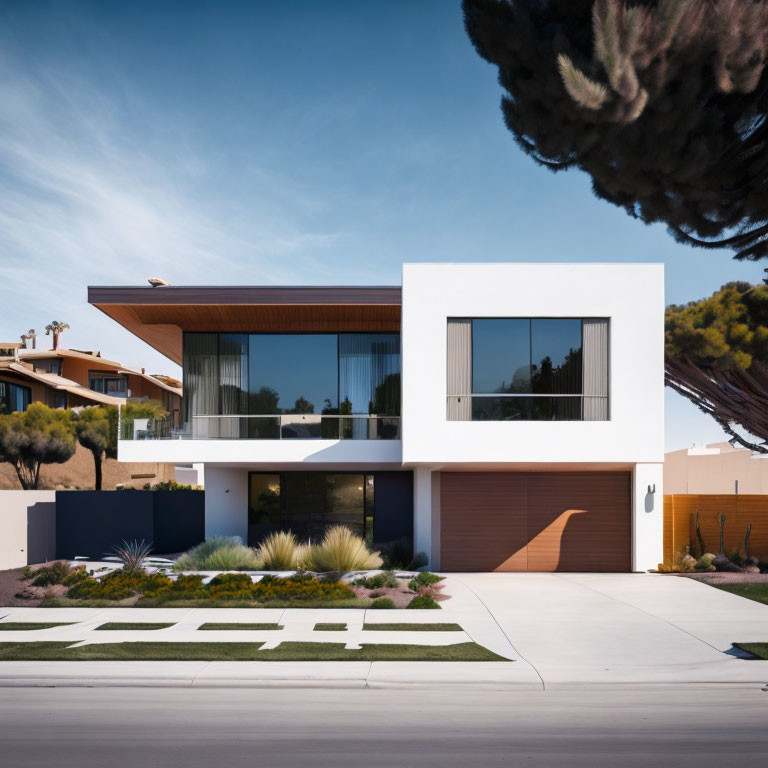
[89, 373, 127, 396]
[0, 380, 31, 414]
[183, 332, 401, 438]
[248, 472, 375, 546]
[447, 318, 608, 421]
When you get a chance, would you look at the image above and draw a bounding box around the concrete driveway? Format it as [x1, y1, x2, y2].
[452, 572, 768, 687]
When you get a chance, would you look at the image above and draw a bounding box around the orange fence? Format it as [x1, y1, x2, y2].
[663, 494, 768, 564]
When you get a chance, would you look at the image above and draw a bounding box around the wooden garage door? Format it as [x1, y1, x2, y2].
[440, 472, 631, 572]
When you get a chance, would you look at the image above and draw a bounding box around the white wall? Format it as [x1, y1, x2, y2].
[401, 263, 665, 466]
[0, 491, 56, 569]
[119, 438, 403, 467]
[204, 467, 248, 541]
[632, 463, 664, 572]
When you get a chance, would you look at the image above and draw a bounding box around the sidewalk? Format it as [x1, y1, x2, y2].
[1, 573, 766, 689]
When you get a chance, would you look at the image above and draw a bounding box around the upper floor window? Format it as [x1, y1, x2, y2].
[447, 318, 608, 421]
[89, 373, 127, 396]
[182, 332, 401, 439]
[0, 380, 31, 414]
[34, 358, 62, 376]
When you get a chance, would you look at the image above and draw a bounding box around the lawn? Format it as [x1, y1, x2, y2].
[712, 583, 768, 606]
[94, 622, 175, 631]
[0, 641, 509, 662]
[0, 622, 75, 631]
[733, 643, 768, 660]
[363, 623, 463, 632]
[314, 623, 347, 631]
[198, 623, 283, 631]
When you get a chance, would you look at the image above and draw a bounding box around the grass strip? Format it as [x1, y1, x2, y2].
[733, 642, 768, 660]
[197, 623, 282, 631]
[313, 623, 347, 631]
[0, 641, 509, 662]
[363, 623, 463, 632]
[712, 583, 768, 606]
[0, 623, 75, 631]
[94, 622, 175, 631]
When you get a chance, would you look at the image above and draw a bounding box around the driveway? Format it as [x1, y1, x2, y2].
[452, 572, 768, 687]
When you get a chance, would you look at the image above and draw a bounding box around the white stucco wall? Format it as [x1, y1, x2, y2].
[401, 263, 665, 467]
[632, 463, 664, 571]
[0, 491, 56, 569]
[204, 467, 248, 541]
[119, 438, 403, 467]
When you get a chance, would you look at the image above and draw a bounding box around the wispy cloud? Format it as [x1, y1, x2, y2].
[0, 52, 342, 371]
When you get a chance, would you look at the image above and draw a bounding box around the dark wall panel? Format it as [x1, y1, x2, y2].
[373, 471, 413, 544]
[56, 491, 154, 560]
[153, 491, 205, 554]
[55, 490, 204, 559]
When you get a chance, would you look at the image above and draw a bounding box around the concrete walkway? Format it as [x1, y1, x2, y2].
[0, 573, 766, 688]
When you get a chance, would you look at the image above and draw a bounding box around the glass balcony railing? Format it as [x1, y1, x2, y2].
[120, 414, 401, 440]
[446, 394, 608, 421]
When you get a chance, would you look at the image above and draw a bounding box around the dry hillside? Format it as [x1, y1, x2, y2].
[0, 443, 175, 491]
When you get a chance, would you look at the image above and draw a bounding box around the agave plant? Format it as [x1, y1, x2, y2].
[306, 526, 382, 574]
[111, 539, 153, 572]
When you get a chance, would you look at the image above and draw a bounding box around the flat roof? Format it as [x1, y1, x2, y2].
[88, 285, 402, 365]
[88, 285, 402, 305]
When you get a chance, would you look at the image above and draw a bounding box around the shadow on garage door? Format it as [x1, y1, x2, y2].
[440, 471, 631, 572]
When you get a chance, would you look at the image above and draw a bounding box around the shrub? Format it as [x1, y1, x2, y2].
[252, 574, 355, 602]
[378, 537, 413, 570]
[162, 574, 207, 599]
[696, 553, 717, 571]
[307, 526, 382, 574]
[369, 597, 395, 609]
[255, 531, 307, 570]
[353, 571, 399, 589]
[408, 572, 442, 591]
[29, 561, 73, 587]
[208, 573, 255, 600]
[407, 595, 440, 609]
[151, 481, 199, 491]
[173, 536, 259, 571]
[67, 569, 152, 601]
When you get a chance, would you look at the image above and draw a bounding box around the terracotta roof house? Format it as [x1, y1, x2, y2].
[0, 346, 182, 423]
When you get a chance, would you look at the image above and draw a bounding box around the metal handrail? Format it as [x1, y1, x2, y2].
[121, 413, 401, 440]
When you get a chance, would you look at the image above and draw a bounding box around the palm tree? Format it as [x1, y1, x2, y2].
[45, 321, 70, 350]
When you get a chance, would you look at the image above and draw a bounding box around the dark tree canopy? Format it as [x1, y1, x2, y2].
[463, 0, 768, 260]
[665, 280, 768, 450]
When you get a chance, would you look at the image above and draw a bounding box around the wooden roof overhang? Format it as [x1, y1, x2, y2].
[88, 286, 402, 365]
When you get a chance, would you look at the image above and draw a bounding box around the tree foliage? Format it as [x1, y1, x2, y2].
[75, 406, 115, 491]
[463, 0, 768, 260]
[665, 281, 768, 451]
[0, 403, 76, 489]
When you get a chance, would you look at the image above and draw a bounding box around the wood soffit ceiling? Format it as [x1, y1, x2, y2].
[88, 286, 403, 365]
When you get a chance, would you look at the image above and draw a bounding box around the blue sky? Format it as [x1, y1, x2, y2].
[0, 0, 763, 451]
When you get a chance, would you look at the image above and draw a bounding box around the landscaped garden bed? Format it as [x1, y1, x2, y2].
[8, 527, 449, 609]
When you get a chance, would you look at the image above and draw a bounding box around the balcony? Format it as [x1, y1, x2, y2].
[446, 394, 609, 421]
[121, 413, 401, 440]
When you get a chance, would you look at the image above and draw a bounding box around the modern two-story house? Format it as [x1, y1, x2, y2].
[89, 263, 664, 572]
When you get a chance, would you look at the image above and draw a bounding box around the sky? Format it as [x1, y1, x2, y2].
[0, 0, 763, 452]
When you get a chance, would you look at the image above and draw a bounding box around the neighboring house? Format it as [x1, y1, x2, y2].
[89, 263, 664, 571]
[0, 346, 182, 423]
[665, 441, 768, 494]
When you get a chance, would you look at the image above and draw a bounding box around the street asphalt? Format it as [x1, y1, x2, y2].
[1, 685, 766, 767]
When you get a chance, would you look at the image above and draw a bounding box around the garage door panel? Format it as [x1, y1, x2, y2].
[440, 472, 528, 572]
[440, 471, 631, 572]
[527, 472, 631, 572]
